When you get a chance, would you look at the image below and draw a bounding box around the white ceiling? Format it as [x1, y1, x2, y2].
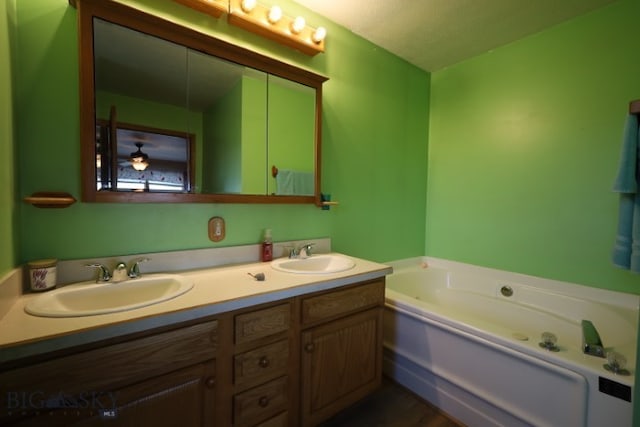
[294, 0, 617, 71]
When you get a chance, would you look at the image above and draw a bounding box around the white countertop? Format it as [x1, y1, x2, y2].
[0, 253, 392, 363]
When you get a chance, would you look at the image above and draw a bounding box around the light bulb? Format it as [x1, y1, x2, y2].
[290, 16, 305, 34]
[240, 0, 256, 13]
[312, 26, 326, 43]
[267, 5, 282, 24]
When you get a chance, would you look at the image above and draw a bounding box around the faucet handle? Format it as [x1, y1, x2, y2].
[299, 243, 315, 258]
[128, 257, 150, 279]
[85, 263, 111, 283]
[539, 331, 559, 352]
[282, 245, 299, 259]
[604, 351, 630, 375]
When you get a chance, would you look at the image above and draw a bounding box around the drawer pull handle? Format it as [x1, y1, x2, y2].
[304, 342, 315, 353]
[258, 396, 269, 408]
[205, 377, 216, 389]
[258, 356, 270, 368]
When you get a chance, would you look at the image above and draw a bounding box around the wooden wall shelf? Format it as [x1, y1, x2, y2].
[23, 192, 77, 209]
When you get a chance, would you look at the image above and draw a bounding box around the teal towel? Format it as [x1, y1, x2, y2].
[275, 169, 314, 196]
[613, 115, 639, 192]
[612, 114, 640, 271]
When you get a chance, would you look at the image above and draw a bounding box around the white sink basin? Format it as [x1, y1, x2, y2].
[25, 274, 193, 317]
[271, 254, 355, 274]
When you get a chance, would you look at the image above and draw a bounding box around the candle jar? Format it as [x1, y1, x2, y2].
[28, 259, 57, 291]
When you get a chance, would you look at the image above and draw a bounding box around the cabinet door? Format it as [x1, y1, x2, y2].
[1, 361, 216, 427]
[300, 308, 382, 426]
[87, 361, 217, 427]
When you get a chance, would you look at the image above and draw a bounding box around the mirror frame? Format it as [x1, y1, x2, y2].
[72, 0, 328, 205]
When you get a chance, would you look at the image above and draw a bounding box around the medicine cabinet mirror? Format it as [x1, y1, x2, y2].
[73, 0, 327, 204]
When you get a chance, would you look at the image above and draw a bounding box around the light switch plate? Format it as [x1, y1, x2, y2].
[208, 216, 225, 242]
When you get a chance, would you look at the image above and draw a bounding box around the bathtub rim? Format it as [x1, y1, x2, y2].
[386, 256, 640, 311]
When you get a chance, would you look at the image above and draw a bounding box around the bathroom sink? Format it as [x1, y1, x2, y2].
[271, 254, 355, 274]
[25, 274, 194, 317]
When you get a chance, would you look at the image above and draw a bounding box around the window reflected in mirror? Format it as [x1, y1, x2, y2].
[95, 120, 194, 192]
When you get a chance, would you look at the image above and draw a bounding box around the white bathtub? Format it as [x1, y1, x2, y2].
[383, 257, 639, 427]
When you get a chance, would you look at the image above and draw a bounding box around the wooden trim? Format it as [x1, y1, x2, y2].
[314, 84, 323, 207]
[109, 105, 118, 190]
[173, 0, 226, 19]
[92, 191, 315, 204]
[630, 100, 640, 115]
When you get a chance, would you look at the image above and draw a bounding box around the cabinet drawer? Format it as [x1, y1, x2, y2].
[0, 320, 218, 395]
[256, 411, 288, 427]
[301, 280, 384, 325]
[233, 376, 288, 427]
[234, 339, 289, 388]
[235, 303, 290, 345]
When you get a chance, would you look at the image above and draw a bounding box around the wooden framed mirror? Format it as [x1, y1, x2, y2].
[72, 0, 327, 204]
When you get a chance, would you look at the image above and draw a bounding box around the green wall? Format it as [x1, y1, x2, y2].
[427, 0, 640, 295]
[15, 0, 429, 262]
[0, 0, 17, 278]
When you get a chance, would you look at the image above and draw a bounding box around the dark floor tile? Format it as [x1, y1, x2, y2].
[319, 378, 463, 427]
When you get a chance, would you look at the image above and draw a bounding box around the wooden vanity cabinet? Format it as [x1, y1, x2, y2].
[0, 320, 219, 426]
[299, 279, 385, 426]
[224, 279, 385, 427]
[0, 277, 385, 427]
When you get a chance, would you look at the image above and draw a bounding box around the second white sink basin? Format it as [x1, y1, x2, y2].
[25, 274, 193, 318]
[271, 254, 355, 274]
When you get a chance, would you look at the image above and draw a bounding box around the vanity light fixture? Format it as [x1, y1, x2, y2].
[228, 0, 326, 56]
[172, 0, 228, 19]
[130, 143, 150, 171]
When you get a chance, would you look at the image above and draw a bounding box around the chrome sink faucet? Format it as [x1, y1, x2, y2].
[85, 258, 151, 283]
[289, 243, 315, 259]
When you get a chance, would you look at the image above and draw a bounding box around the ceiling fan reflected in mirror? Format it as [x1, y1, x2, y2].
[129, 142, 150, 171]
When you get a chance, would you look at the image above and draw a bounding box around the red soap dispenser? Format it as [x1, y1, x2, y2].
[261, 229, 273, 262]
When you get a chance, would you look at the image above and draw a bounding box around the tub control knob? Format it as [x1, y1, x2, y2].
[604, 351, 630, 376]
[539, 332, 560, 352]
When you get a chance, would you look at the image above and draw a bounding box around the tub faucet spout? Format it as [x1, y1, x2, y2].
[582, 320, 605, 358]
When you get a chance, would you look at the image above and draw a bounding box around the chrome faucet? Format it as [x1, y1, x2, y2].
[582, 320, 605, 358]
[85, 258, 151, 283]
[85, 263, 112, 283]
[289, 243, 315, 259]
